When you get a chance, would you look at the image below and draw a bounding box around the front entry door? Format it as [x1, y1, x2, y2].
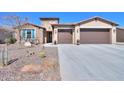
[47, 32, 52, 43]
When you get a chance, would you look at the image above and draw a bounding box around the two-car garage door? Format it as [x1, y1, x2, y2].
[80, 29, 110, 44]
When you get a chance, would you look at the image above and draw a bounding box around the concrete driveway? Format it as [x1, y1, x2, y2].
[58, 44, 124, 81]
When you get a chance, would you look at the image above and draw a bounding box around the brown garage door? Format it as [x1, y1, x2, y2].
[80, 29, 110, 44]
[116, 29, 124, 42]
[58, 29, 72, 44]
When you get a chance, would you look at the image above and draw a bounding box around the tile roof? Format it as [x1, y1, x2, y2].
[14, 22, 45, 29]
[40, 18, 59, 20]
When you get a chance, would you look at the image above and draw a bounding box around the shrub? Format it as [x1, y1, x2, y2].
[4, 37, 17, 44]
[10, 37, 17, 44]
[4, 38, 10, 44]
[0, 40, 4, 44]
[39, 51, 46, 58]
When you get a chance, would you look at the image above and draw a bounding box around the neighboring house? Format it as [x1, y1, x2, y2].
[0, 27, 14, 44]
[14, 16, 124, 44]
[14, 23, 45, 44]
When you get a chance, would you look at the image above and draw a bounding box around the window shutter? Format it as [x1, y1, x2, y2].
[32, 29, 34, 39]
[31, 29, 34, 39]
[21, 30, 23, 38]
[21, 29, 25, 39]
[25, 29, 27, 39]
[31, 29, 36, 39]
[34, 30, 36, 38]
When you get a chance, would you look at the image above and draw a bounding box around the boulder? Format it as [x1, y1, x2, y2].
[24, 42, 32, 47]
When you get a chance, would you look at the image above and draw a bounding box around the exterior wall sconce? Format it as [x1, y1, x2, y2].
[77, 29, 78, 33]
[54, 30, 57, 34]
[77, 39, 80, 45]
[54, 40, 57, 45]
[113, 30, 116, 33]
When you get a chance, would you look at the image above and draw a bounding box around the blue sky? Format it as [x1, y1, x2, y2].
[0, 12, 124, 26]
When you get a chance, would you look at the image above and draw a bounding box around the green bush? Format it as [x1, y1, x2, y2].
[5, 37, 17, 44]
[39, 51, 46, 58]
[10, 37, 17, 44]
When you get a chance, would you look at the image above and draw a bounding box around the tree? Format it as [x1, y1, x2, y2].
[0, 15, 28, 43]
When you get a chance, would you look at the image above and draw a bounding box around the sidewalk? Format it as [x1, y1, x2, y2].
[44, 43, 58, 47]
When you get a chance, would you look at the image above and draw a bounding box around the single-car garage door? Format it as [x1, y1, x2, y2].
[58, 29, 72, 44]
[80, 29, 110, 44]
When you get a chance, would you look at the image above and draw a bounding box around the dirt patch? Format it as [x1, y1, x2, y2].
[21, 64, 42, 73]
[37, 47, 61, 80]
[41, 57, 61, 80]
[0, 44, 61, 81]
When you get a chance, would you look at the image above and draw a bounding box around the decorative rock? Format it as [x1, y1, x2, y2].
[24, 42, 32, 47]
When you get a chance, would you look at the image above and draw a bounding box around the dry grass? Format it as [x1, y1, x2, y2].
[41, 58, 57, 70]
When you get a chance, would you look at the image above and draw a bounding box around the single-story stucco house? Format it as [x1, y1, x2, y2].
[14, 16, 124, 44]
[14, 23, 45, 44]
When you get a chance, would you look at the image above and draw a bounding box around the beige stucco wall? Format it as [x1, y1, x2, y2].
[15, 24, 44, 43]
[53, 27, 58, 44]
[41, 20, 59, 31]
[110, 26, 116, 44]
[80, 20, 112, 28]
[51, 19, 117, 44]
[36, 27, 44, 43]
[74, 25, 80, 44]
[72, 29, 75, 44]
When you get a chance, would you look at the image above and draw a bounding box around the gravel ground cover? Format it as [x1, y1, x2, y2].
[0, 44, 61, 81]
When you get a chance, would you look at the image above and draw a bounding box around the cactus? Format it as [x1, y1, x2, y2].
[0, 47, 8, 66]
[3, 47, 8, 66]
[0, 50, 4, 66]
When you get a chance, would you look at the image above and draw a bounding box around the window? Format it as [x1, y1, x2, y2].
[21, 29, 36, 40]
[27, 30, 31, 38]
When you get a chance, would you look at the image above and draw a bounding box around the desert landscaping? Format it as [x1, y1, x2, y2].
[0, 44, 61, 81]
